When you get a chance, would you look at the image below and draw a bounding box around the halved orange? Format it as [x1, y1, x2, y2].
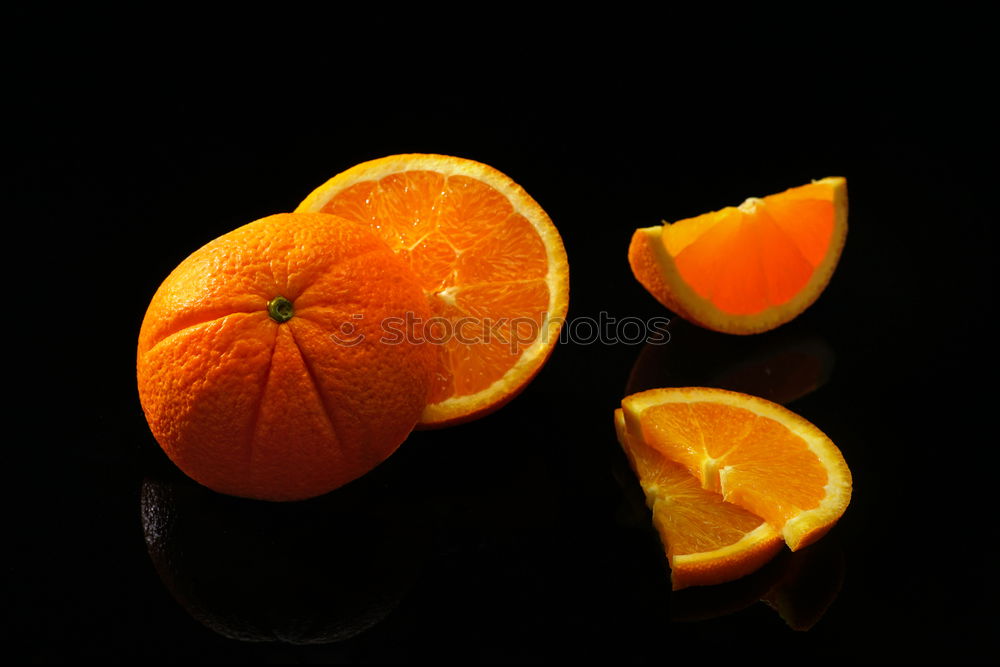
[629, 178, 847, 334]
[296, 155, 569, 427]
[614, 409, 783, 590]
[621, 387, 851, 551]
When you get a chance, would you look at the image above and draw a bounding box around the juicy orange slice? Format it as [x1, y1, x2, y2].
[621, 387, 851, 551]
[614, 409, 783, 590]
[629, 178, 847, 334]
[296, 155, 569, 427]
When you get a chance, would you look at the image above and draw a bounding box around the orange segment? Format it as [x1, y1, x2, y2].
[297, 154, 569, 427]
[437, 174, 515, 250]
[614, 410, 783, 590]
[629, 177, 847, 334]
[621, 387, 851, 551]
[455, 214, 550, 283]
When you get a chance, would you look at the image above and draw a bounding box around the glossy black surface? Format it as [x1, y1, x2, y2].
[12, 19, 997, 663]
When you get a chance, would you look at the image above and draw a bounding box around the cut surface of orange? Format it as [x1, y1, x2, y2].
[621, 387, 851, 551]
[629, 178, 847, 334]
[614, 409, 783, 590]
[297, 155, 569, 427]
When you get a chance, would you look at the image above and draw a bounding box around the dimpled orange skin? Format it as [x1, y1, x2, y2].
[136, 212, 435, 501]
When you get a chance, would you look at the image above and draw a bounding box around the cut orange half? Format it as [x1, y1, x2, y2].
[629, 178, 847, 334]
[621, 387, 851, 551]
[296, 155, 569, 427]
[614, 409, 783, 590]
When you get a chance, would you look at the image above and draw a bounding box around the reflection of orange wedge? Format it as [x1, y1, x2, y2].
[668, 537, 845, 627]
[614, 409, 783, 590]
[625, 323, 835, 406]
[762, 537, 845, 631]
[629, 178, 847, 334]
[712, 340, 832, 406]
[668, 552, 786, 623]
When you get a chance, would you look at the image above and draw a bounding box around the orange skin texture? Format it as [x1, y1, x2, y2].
[628, 230, 701, 324]
[137, 213, 435, 501]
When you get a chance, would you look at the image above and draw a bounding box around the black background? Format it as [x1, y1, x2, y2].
[9, 11, 997, 664]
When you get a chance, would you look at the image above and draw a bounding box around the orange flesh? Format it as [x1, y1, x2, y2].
[319, 171, 550, 402]
[663, 182, 836, 315]
[639, 402, 828, 530]
[625, 428, 769, 556]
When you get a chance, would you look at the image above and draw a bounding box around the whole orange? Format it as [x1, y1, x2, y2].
[136, 212, 435, 501]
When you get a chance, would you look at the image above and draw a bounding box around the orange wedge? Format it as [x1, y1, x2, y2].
[297, 155, 569, 428]
[621, 387, 851, 551]
[629, 178, 847, 334]
[614, 409, 783, 590]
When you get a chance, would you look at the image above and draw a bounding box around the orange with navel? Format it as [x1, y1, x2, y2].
[136, 212, 435, 501]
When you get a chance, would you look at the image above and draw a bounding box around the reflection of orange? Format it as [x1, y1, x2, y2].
[625, 322, 835, 406]
[137, 213, 435, 501]
[668, 534, 845, 628]
[762, 536, 845, 631]
[668, 553, 786, 623]
[140, 443, 432, 644]
[716, 349, 824, 405]
[629, 178, 847, 334]
[614, 410, 782, 590]
[297, 155, 569, 428]
[622, 387, 851, 551]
